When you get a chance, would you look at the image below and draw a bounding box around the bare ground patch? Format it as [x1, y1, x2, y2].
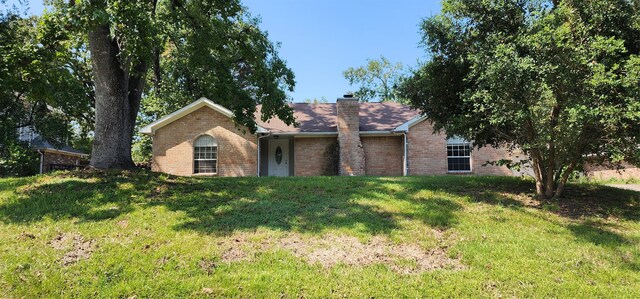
[217, 232, 464, 274]
[117, 219, 129, 228]
[50, 232, 96, 266]
[19, 232, 37, 240]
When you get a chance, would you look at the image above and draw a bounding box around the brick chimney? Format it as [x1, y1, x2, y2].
[337, 94, 365, 176]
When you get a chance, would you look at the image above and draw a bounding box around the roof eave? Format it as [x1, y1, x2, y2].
[268, 131, 403, 137]
[393, 114, 429, 132]
[271, 132, 338, 137]
[38, 148, 90, 157]
[359, 131, 403, 136]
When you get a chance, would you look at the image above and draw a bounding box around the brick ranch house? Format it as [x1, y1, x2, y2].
[141, 96, 526, 177]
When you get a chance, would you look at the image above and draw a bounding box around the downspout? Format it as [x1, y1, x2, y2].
[403, 132, 408, 176]
[392, 131, 409, 177]
[38, 150, 44, 174]
[257, 133, 271, 177]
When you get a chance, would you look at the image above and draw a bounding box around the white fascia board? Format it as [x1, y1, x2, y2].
[279, 131, 402, 138]
[282, 132, 338, 137]
[140, 97, 268, 135]
[393, 115, 429, 132]
[359, 131, 401, 136]
[256, 126, 269, 134]
[41, 148, 89, 158]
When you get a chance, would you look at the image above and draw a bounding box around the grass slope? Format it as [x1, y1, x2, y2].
[0, 171, 638, 298]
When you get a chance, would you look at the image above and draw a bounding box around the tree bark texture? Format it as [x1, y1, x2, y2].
[88, 24, 142, 169]
[530, 149, 545, 197]
[544, 143, 556, 198]
[555, 161, 576, 198]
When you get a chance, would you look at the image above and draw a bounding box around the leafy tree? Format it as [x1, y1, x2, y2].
[401, 0, 640, 198]
[46, 0, 295, 169]
[0, 141, 39, 177]
[131, 134, 152, 164]
[1, 4, 94, 176]
[301, 97, 328, 104]
[343, 56, 406, 103]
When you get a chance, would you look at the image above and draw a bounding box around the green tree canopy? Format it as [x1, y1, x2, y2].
[343, 56, 406, 103]
[401, 0, 640, 198]
[44, 0, 295, 169]
[1, 4, 94, 175]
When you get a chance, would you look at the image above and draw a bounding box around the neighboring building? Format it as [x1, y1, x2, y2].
[141, 96, 524, 177]
[17, 126, 89, 174]
[583, 161, 640, 180]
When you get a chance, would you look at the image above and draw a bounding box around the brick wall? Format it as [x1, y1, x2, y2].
[293, 137, 338, 176]
[407, 120, 520, 176]
[584, 161, 640, 180]
[151, 106, 257, 176]
[472, 147, 520, 175]
[337, 98, 366, 176]
[407, 120, 448, 175]
[362, 136, 404, 176]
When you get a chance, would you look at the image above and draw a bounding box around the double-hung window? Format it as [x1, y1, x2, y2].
[194, 135, 217, 174]
[447, 137, 472, 172]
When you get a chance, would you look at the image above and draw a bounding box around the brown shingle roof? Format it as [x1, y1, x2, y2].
[255, 102, 420, 133]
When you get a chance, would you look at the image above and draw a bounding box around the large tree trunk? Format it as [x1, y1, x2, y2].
[545, 105, 561, 198]
[88, 24, 142, 169]
[555, 161, 576, 198]
[530, 149, 546, 197]
[544, 144, 556, 198]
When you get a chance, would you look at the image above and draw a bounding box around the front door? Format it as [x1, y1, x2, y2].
[268, 139, 289, 177]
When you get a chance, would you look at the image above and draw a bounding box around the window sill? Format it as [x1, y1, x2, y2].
[447, 171, 473, 175]
[193, 173, 218, 176]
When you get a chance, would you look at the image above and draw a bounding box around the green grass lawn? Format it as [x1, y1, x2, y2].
[0, 171, 638, 298]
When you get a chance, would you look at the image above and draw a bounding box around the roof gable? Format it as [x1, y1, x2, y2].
[29, 136, 89, 157]
[254, 102, 421, 133]
[140, 97, 267, 135]
[394, 114, 429, 132]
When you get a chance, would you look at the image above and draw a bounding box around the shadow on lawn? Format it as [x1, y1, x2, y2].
[1, 172, 637, 246]
[156, 176, 463, 236]
[451, 179, 640, 259]
[567, 222, 630, 248]
[2, 171, 638, 273]
[0, 172, 464, 236]
[443, 176, 640, 220]
[1, 181, 124, 223]
[568, 220, 640, 272]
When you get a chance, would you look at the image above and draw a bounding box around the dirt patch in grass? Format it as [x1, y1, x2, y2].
[221, 246, 247, 262]
[50, 232, 96, 266]
[198, 258, 218, 275]
[117, 220, 129, 228]
[280, 234, 463, 274]
[19, 232, 37, 240]
[217, 232, 464, 274]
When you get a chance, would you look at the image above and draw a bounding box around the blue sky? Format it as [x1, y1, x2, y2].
[10, 0, 441, 102]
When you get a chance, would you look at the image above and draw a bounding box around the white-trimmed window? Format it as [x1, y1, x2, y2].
[194, 135, 217, 174]
[447, 137, 472, 172]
